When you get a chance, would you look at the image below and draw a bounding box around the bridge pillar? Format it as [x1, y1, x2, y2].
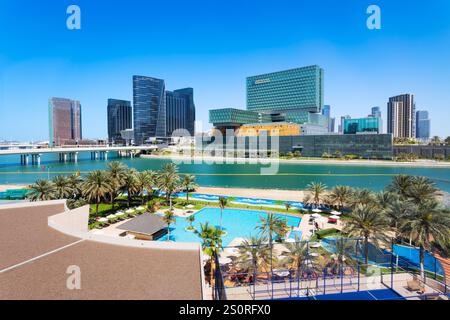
[104, 151, 108, 161]
[63, 153, 67, 163]
[74, 152, 78, 163]
[37, 154, 41, 166]
[25, 155, 29, 165]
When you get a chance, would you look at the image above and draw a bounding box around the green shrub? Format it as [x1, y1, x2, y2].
[315, 228, 340, 240]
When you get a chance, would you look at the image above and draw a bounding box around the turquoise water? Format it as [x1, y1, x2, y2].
[0, 154, 449, 192]
[156, 208, 302, 246]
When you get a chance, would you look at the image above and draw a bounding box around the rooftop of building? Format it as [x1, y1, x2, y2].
[0, 201, 204, 300]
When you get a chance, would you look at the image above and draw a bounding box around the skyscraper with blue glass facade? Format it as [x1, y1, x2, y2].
[133, 76, 166, 144]
[416, 110, 430, 140]
[166, 88, 196, 137]
[344, 117, 382, 134]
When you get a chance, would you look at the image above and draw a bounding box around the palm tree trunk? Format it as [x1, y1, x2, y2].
[127, 188, 131, 207]
[167, 223, 171, 241]
[186, 191, 189, 204]
[169, 194, 173, 210]
[96, 195, 100, 215]
[210, 257, 215, 300]
[364, 236, 369, 265]
[419, 246, 425, 281]
[220, 208, 223, 232]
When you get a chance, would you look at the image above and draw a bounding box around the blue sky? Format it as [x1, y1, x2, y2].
[0, 0, 449, 141]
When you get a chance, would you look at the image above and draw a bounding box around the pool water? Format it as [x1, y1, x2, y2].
[156, 208, 302, 246]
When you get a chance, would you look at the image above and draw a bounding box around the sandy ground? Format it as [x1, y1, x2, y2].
[142, 154, 450, 168]
[0, 184, 30, 192]
[196, 186, 305, 202]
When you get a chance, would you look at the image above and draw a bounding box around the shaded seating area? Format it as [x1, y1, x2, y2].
[117, 213, 168, 241]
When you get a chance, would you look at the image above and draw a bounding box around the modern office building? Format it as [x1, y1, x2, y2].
[247, 65, 324, 114]
[48, 97, 82, 147]
[329, 118, 336, 133]
[343, 117, 382, 134]
[133, 76, 166, 144]
[165, 88, 196, 137]
[416, 110, 431, 140]
[338, 115, 351, 134]
[387, 94, 416, 138]
[201, 133, 393, 159]
[107, 99, 132, 144]
[209, 108, 273, 133]
[322, 105, 331, 118]
[371, 106, 382, 118]
[236, 123, 301, 137]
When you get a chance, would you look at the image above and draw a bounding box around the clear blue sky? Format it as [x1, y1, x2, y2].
[0, 0, 449, 141]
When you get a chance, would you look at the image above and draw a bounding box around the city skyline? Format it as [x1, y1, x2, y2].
[1, 0, 450, 141]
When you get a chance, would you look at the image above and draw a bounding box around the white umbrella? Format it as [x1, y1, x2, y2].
[310, 243, 321, 248]
[115, 212, 124, 218]
[136, 206, 145, 211]
[309, 253, 319, 258]
[285, 238, 296, 243]
[330, 215, 341, 220]
[106, 214, 116, 219]
[331, 211, 342, 216]
[125, 209, 135, 214]
[312, 213, 322, 219]
[312, 209, 322, 213]
[98, 218, 108, 223]
[186, 204, 195, 209]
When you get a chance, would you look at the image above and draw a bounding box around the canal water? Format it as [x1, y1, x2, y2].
[0, 153, 449, 192]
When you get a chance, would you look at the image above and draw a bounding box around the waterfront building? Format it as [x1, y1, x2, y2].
[371, 106, 382, 118]
[209, 108, 272, 133]
[329, 117, 336, 133]
[344, 117, 382, 134]
[165, 88, 196, 137]
[387, 94, 416, 138]
[416, 110, 431, 140]
[201, 133, 393, 160]
[107, 99, 132, 144]
[300, 123, 329, 135]
[133, 76, 166, 144]
[48, 97, 82, 147]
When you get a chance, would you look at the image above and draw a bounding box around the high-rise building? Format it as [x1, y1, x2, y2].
[344, 117, 382, 134]
[107, 99, 132, 144]
[371, 106, 382, 118]
[329, 117, 336, 133]
[48, 97, 82, 146]
[165, 88, 196, 137]
[416, 110, 431, 140]
[322, 105, 331, 118]
[338, 115, 351, 134]
[387, 94, 415, 138]
[246, 65, 324, 119]
[133, 76, 166, 144]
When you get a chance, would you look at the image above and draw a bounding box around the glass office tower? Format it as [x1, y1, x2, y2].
[166, 88, 196, 137]
[247, 65, 324, 115]
[48, 97, 82, 146]
[107, 99, 132, 144]
[416, 110, 431, 140]
[344, 117, 382, 134]
[133, 76, 166, 144]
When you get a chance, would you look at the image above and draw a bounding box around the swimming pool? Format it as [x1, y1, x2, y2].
[156, 208, 302, 246]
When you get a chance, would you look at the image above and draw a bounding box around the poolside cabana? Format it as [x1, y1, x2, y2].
[118, 214, 168, 241]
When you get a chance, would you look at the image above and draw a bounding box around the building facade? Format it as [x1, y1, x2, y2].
[236, 123, 300, 137]
[387, 94, 416, 138]
[107, 99, 132, 144]
[247, 65, 324, 114]
[133, 76, 166, 144]
[371, 106, 382, 118]
[343, 117, 382, 134]
[338, 115, 351, 134]
[165, 88, 196, 137]
[48, 97, 82, 146]
[416, 110, 431, 140]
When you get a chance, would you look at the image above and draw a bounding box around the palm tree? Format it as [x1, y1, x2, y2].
[387, 175, 414, 199]
[376, 191, 399, 212]
[181, 174, 197, 204]
[82, 171, 113, 215]
[255, 213, 286, 274]
[343, 204, 389, 265]
[348, 188, 376, 208]
[186, 215, 195, 230]
[285, 203, 292, 212]
[218, 197, 228, 232]
[384, 200, 412, 240]
[281, 237, 308, 278]
[406, 176, 439, 205]
[399, 200, 450, 281]
[327, 185, 352, 210]
[67, 173, 83, 199]
[52, 175, 73, 199]
[135, 171, 153, 204]
[107, 161, 127, 208]
[157, 164, 181, 211]
[305, 182, 327, 208]
[236, 236, 271, 275]
[27, 180, 56, 201]
[162, 210, 176, 241]
[122, 169, 139, 207]
[195, 222, 223, 299]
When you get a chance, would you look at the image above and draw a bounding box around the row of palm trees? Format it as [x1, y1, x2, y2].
[27, 162, 198, 215]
